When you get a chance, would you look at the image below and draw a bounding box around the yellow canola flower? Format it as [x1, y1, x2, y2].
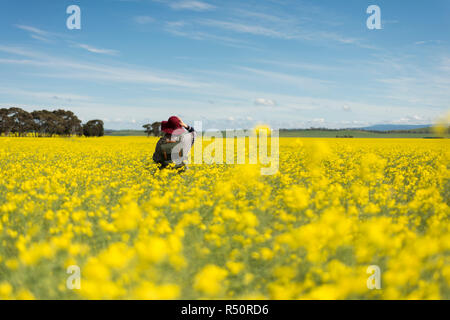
[0, 136, 448, 300]
[194, 265, 228, 296]
[112, 201, 142, 232]
[226, 261, 244, 275]
[0, 282, 13, 299]
[135, 236, 168, 263]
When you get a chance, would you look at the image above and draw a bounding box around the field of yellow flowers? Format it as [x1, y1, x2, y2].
[0, 136, 449, 300]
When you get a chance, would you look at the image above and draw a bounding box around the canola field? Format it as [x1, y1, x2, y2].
[0, 136, 449, 300]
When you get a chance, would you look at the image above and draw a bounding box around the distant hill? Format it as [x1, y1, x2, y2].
[359, 124, 432, 132]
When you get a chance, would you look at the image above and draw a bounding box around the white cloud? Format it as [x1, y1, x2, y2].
[169, 1, 215, 11]
[15, 24, 54, 42]
[254, 98, 277, 107]
[0, 46, 205, 88]
[3, 44, 441, 127]
[161, 5, 369, 48]
[0, 87, 92, 102]
[0, 45, 39, 58]
[390, 115, 430, 125]
[414, 40, 444, 45]
[30, 34, 51, 43]
[15, 24, 49, 36]
[199, 19, 294, 39]
[234, 9, 287, 23]
[342, 105, 351, 112]
[0, 58, 50, 67]
[190, 9, 366, 46]
[257, 59, 341, 73]
[74, 43, 119, 56]
[316, 31, 359, 45]
[239, 66, 332, 90]
[164, 21, 255, 49]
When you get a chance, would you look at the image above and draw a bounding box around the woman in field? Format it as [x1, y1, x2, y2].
[152, 116, 196, 170]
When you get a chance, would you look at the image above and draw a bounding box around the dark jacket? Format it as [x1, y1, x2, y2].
[153, 126, 196, 166]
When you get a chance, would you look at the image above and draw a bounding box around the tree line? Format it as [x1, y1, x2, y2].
[143, 122, 162, 137]
[0, 107, 104, 137]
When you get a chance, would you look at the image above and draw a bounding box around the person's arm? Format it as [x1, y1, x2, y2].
[179, 120, 196, 150]
[179, 119, 195, 133]
[179, 120, 194, 132]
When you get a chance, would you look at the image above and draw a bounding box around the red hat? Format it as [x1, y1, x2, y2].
[161, 116, 183, 134]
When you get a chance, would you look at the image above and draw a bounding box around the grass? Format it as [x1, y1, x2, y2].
[104, 130, 147, 136]
[278, 129, 439, 138]
[105, 128, 442, 139]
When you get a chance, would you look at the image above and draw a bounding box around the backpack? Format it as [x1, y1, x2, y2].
[153, 137, 184, 168]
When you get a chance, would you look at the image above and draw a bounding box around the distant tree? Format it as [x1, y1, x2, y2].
[31, 110, 47, 136]
[151, 121, 162, 136]
[142, 122, 162, 136]
[83, 120, 104, 137]
[1, 107, 100, 137]
[31, 110, 60, 136]
[52, 109, 82, 136]
[143, 124, 152, 137]
[0, 108, 13, 135]
[0, 107, 33, 136]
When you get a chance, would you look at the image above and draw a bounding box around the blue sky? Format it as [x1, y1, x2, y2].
[0, 0, 449, 129]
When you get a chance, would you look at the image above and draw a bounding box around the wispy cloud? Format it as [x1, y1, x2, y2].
[15, 24, 121, 56]
[237, 66, 333, 89]
[316, 31, 359, 45]
[372, 54, 450, 108]
[0, 45, 40, 58]
[254, 98, 277, 107]
[169, 1, 215, 11]
[342, 104, 351, 112]
[15, 24, 54, 42]
[414, 40, 445, 45]
[165, 21, 257, 49]
[30, 34, 52, 42]
[73, 43, 119, 56]
[0, 46, 206, 88]
[256, 59, 342, 73]
[233, 9, 289, 23]
[0, 87, 92, 102]
[15, 24, 49, 36]
[198, 19, 295, 39]
[166, 13, 368, 48]
[4, 2, 448, 130]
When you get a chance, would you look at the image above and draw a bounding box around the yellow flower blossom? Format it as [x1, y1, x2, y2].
[0, 136, 448, 299]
